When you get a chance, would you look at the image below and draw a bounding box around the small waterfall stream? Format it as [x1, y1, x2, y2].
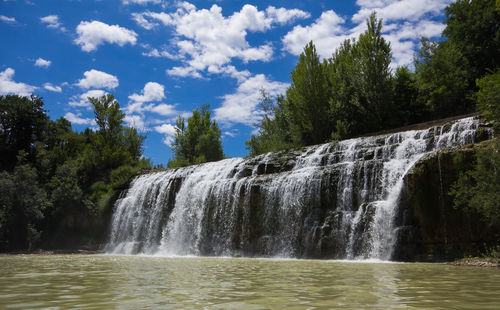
[106, 117, 488, 259]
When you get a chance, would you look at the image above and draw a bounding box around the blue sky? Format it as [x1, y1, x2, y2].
[0, 0, 451, 165]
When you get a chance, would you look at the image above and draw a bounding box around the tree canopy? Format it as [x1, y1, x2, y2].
[247, 2, 499, 156]
[168, 105, 224, 168]
[0, 94, 150, 251]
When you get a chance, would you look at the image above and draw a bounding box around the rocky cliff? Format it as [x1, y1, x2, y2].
[395, 138, 499, 261]
[105, 117, 495, 261]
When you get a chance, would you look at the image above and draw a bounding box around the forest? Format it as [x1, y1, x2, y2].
[0, 0, 498, 251]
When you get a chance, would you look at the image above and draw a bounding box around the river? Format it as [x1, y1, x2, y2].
[1, 255, 499, 309]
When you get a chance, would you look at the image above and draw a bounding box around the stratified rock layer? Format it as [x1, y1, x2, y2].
[106, 117, 494, 261]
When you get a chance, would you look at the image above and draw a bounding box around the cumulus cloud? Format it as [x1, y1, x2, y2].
[124, 114, 148, 131]
[69, 89, 107, 107]
[129, 82, 165, 105]
[64, 112, 95, 125]
[282, 0, 449, 67]
[34, 58, 51, 68]
[0, 15, 16, 23]
[76, 69, 119, 90]
[352, 0, 451, 23]
[214, 74, 288, 126]
[0, 68, 37, 96]
[43, 83, 62, 92]
[40, 15, 66, 31]
[154, 123, 177, 145]
[133, 2, 309, 78]
[265, 6, 310, 24]
[283, 10, 347, 58]
[75, 20, 138, 52]
[149, 103, 176, 116]
[126, 82, 168, 114]
[122, 82, 178, 133]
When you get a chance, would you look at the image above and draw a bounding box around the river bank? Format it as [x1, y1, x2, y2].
[449, 257, 500, 267]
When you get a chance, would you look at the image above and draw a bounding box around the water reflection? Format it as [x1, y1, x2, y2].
[0, 255, 499, 309]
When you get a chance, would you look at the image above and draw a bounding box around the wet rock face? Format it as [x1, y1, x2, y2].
[395, 139, 499, 262]
[106, 117, 494, 261]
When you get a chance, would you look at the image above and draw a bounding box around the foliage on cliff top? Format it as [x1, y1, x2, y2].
[247, 0, 499, 156]
[168, 104, 224, 168]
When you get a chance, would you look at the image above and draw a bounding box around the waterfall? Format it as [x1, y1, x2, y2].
[106, 117, 488, 259]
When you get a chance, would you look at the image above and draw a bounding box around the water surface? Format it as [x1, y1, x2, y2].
[0, 255, 499, 309]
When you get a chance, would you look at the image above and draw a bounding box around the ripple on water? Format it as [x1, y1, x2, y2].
[0, 255, 500, 309]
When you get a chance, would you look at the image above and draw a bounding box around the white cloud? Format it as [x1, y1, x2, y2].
[126, 82, 171, 115]
[129, 82, 165, 104]
[123, 82, 177, 133]
[75, 20, 138, 52]
[223, 130, 238, 138]
[154, 123, 177, 145]
[282, 0, 449, 67]
[124, 114, 148, 131]
[40, 15, 66, 31]
[352, 0, 451, 23]
[0, 15, 16, 23]
[283, 10, 347, 58]
[64, 112, 95, 125]
[34, 58, 51, 68]
[134, 3, 309, 78]
[69, 89, 107, 107]
[149, 103, 176, 116]
[265, 6, 310, 24]
[76, 69, 119, 90]
[132, 13, 158, 30]
[43, 83, 62, 92]
[166, 66, 203, 79]
[383, 19, 445, 67]
[123, 0, 161, 4]
[0, 68, 37, 96]
[214, 74, 288, 126]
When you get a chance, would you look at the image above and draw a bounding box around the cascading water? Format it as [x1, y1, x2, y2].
[106, 117, 490, 259]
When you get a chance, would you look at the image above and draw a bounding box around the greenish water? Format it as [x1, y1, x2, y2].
[0, 255, 499, 309]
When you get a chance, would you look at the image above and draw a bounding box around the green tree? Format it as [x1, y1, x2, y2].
[246, 91, 293, 156]
[122, 127, 146, 162]
[285, 41, 332, 145]
[169, 105, 224, 167]
[0, 95, 48, 170]
[393, 66, 426, 125]
[89, 94, 125, 147]
[328, 12, 393, 137]
[0, 159, 50, 250]
[48, 161, 83, 213]
[414, 39, 471, 118]
[451, 139, 500, 226]
[443, 0, 500, 79]
[356, 12, 394, 130]
[328, 38, 363, 139]
[476, 69, 500, 132]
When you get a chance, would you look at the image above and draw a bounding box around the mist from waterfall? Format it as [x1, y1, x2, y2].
[106, 117, 487, 260]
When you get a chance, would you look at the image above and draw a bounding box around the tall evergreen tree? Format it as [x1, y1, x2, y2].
[285, 41, 332, 146]
[328, 12, 393, 137]
[356, 12, 394, 131]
